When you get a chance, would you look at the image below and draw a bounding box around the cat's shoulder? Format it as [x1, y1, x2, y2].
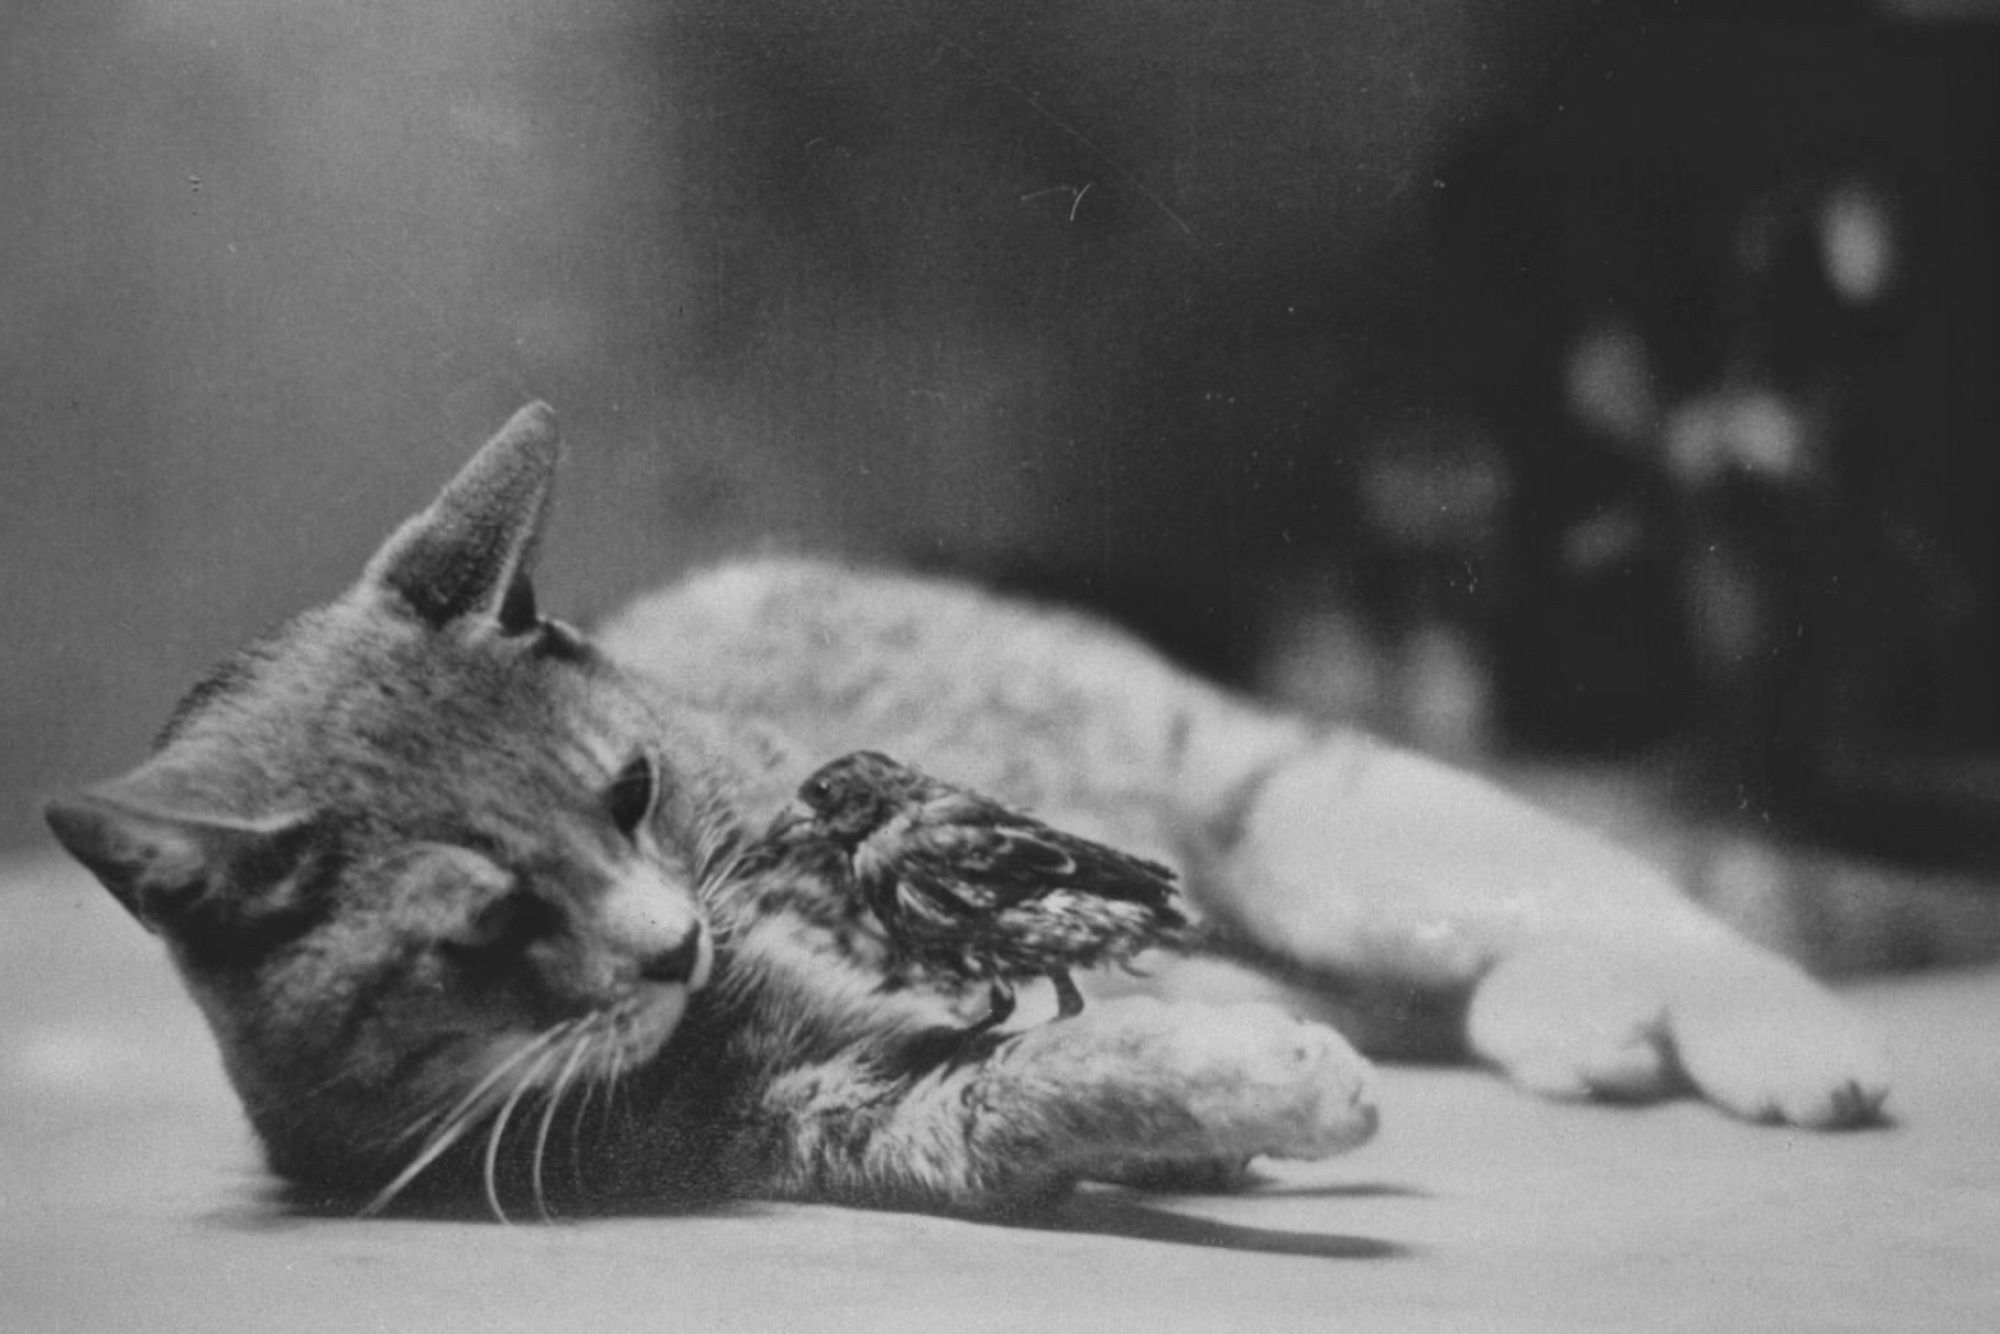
[595, 553, 1121, 675]
[602, 554, 983, 636]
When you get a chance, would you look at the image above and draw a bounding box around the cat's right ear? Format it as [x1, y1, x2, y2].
[362, 401, 562, 634]
[44, 780, 319, 951]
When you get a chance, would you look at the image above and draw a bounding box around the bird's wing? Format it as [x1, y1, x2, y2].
[905, 797, 1183, 912]
[883, 821, 1025, 915]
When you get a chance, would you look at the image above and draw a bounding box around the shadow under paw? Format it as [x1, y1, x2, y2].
[1032, 1186, 1413, 1260]
[1089, 1155, 1256, 1193]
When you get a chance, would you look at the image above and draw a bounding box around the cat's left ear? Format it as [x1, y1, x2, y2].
[44, 775, 322, 959]
[363, 401, 561, 634]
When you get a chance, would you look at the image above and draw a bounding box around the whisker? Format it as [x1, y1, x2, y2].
[482, 1028, 575, 1225]
[566, 1037, 601, 1187]
[699, 840, 752, 901]
[608, 1039, 633, 1132]
[361, 1027, 568, 1218]
[531, 1023, 599, 1221]
[364, 1114, 479, 1218]
[387, 1033, 548, 1149]
[692, 800, 753, 900]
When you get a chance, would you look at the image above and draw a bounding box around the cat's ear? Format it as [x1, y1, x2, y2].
[363, 401, 561, 634]
[44, 772, 320, 953]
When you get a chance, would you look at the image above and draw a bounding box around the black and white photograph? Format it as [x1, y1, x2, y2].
[5, 2, 1999, 1329]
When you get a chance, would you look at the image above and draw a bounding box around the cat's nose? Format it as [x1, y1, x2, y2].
[638, 923, 710, 988]
[600, 873, 710, 988]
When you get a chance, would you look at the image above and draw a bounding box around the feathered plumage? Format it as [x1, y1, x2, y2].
[791, 750, 1192, 1031]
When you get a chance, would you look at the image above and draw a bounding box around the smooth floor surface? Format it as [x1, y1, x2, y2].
[4, 851, 1998, 1334]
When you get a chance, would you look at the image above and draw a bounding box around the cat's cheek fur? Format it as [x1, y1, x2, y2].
[614, 982, 692, 1067]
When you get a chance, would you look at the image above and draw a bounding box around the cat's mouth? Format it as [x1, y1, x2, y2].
[634, 921, 714, 992]
[622, 915, 711, 1068]
[600, 932, 710, 1069]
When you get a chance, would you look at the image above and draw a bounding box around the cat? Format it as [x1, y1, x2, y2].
[44, 402, 1889, 1218]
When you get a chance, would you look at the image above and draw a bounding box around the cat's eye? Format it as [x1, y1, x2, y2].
[606, 753, 659, 841]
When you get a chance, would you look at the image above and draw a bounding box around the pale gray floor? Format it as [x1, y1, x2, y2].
[5, 852, 1998, 1334]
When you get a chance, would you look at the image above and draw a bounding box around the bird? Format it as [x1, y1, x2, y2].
[787, 749, 1193, 1033]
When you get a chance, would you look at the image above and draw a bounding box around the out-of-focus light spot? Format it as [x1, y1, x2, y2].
[1559, 505, 1647, 575]
[1402, 618, 1494, 759]
[1354, 422, 1511, 550]
[1257, 596, 1387, 723]
[1732, 392, 1807, 477]
[1820, 181, 1896, 306]
[1665, 389, 1807, 486]
[1564, 321, 1657, 447]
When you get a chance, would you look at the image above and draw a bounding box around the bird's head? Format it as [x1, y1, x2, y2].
[794, 750, 923, 849]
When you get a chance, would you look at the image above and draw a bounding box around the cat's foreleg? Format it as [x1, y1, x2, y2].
[742, 997, 1376, 1211]
[1207, 733, 1890, 1128]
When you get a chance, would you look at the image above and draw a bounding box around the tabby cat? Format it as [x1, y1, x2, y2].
[45, 403, 1888, 1218]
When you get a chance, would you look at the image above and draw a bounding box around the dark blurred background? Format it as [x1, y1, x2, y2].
[7, 1, 2000, 926]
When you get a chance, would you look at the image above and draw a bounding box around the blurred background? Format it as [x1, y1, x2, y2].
[7, 0, 2000, 966]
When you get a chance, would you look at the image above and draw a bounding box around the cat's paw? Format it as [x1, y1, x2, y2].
[1666, 961, 1891, 1127]
[1142, 999, 1380, 1161]
[1467, 941, 1890, 1127]
[1026, 998, 1378, 1166]
[1465, 943, 1681, 1103]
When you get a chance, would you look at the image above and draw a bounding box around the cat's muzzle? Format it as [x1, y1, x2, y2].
[638, 923, 712, 989]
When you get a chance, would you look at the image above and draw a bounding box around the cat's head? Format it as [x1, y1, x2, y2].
[45, 404, 725, 1207]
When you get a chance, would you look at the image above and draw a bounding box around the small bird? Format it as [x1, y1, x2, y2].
[790, 750, 1192, 1033]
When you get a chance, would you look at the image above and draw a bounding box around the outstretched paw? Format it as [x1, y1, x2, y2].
[1667, 963, 1891, 1127]
[1467, 941, 1889, 1128]
[1022, 998, 1379, 1168]
[1155, 1001, 1380, 1161]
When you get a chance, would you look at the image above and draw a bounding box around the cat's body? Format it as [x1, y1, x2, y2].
[47, 404, 1887, 1218]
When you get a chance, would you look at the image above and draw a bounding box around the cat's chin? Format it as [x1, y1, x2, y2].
[610, 980, 692, 1067]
